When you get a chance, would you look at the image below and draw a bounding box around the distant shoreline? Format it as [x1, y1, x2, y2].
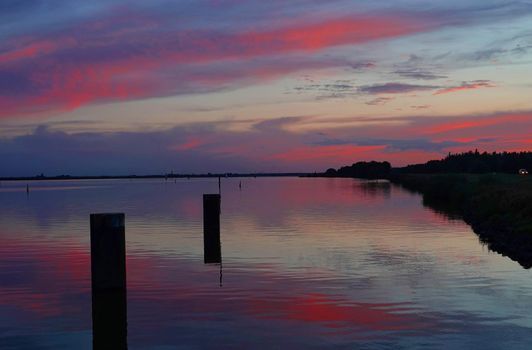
[0, 173, 310, 182]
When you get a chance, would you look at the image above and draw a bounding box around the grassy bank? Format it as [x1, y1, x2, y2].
[391, 173, 532, 268]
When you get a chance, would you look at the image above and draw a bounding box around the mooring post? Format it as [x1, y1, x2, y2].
[90, 213, 127, 349]
[90, 213, 126, 291]
[203, 194, 221, 264]
[218, 176, 221, 194]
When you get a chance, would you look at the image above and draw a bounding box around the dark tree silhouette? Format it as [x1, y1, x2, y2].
[325, 161, 391, 179]
[398, 151, 532, 174]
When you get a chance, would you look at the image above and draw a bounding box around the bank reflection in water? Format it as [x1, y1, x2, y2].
[3, 178, 532, 349]
[358, 180, 391, 199]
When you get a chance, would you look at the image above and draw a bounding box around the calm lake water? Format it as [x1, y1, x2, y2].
[1, 177, 531, 349]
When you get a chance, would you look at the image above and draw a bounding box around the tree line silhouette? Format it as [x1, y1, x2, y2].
[324, 161, 391, 179]
[322, 151, 532, 179]
[321, 150, 532, 268]
[397, 150, 532, 174]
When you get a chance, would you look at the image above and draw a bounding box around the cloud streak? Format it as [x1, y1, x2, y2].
[0, 10, 431, 119]
[1, 110, 531, 176]
[359, 83, 438, 95]
[434, 80, 496, 95]
[1, 0, 532, 173]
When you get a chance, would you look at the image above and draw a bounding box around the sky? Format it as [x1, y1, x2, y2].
[1, 0, 532, 176]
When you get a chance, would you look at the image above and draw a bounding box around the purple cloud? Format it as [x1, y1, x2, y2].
[358, 83, 438, 95]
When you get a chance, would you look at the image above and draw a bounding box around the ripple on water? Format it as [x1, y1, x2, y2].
[1, 177, 532, 349]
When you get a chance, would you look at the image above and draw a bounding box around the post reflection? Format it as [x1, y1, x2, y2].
[3, 178, 527, 349]
[203, 234, 222, 264]
[203, 194, 223, 287]
[92, 288, 127, 350]
[203, 194, 222, 264]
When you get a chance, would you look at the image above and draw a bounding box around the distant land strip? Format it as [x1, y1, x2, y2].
[0, 173, 310, 182]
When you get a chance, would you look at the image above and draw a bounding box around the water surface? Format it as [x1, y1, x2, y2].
[1, 177, 531, 349]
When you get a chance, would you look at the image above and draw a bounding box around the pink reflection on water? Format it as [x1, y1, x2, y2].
[250, 293, 426, 331]
[0, 232, 435, 340]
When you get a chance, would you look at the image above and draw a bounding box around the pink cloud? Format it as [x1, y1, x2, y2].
[0, 14, 430, 119]
[433, 80, 496, 95]
[171, 137, 206, 151]
[0, 41, 60, 64]
[235, 16, 427, 55]
[267, 145, 387, 162]
[421, 113, 530, 134]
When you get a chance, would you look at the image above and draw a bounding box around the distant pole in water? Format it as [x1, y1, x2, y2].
[26, 184, 29, 194]
[203, 194, 221, 264]
[218, 176, 221, 194]
[239, 181, 242, 190]
[90, 213, 127, 349]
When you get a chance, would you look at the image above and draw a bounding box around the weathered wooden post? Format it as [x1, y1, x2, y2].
[90, 213, 127, 350]
[203, 194, 221, 264]
[90, 213, 126, 291]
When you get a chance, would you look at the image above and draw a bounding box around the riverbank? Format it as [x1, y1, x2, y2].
[391, 173, 532, 268]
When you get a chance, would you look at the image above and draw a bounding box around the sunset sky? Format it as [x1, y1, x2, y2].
[1, 0, 532, 176]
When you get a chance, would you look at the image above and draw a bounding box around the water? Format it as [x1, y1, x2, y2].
[1, 177, 531, 349]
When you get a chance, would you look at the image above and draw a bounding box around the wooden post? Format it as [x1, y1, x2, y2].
[203, 194, 221, 264]
[90, 213, 126, 291]
[90, 213, 127, 349]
